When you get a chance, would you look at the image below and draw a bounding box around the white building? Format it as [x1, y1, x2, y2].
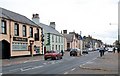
[32, 14, 64, 54]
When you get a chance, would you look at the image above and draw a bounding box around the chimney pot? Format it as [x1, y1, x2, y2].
[63, 30, 67, 34]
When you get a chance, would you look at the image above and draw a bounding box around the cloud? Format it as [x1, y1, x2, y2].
[0, 0, 118, 44]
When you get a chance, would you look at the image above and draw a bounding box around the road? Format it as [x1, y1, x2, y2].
[2, 51, 99, 74]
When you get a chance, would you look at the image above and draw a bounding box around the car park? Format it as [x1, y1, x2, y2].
[44, 51, 62, 60]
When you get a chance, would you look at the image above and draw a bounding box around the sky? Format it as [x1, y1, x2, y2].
[0, 0, 119, 44]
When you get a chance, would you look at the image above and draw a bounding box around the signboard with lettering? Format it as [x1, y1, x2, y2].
[13, 37, 28, 42]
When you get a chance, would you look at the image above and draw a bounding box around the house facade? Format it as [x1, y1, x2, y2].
[0, 8, 42, 59]
[63, 30, 83, 53]
[82, 35, 103, 50]
[32, 14, 64, 54]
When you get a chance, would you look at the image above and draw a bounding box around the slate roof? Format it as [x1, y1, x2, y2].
[0, 7, 38, 27]
[64, 34, 83, 42]
[39, 23, 63, 36]
[63, 34, 74, 42]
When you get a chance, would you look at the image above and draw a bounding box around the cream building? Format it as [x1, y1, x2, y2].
[0, 7, 42, 59]
[63, 30, 83, 53]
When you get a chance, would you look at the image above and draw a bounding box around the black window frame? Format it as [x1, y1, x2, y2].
[1, 20, 7, 34]
[30, 27, 33, 37]
[23, 25, 26, 37]
[35, 28, 39, 41]
[14, 23, 19, 36]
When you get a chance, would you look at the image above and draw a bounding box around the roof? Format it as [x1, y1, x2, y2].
[64, 34, 74, 42]
[39, 23, 63, 36]
[0, 7, 39, 27]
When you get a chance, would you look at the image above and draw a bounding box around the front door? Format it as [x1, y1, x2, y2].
[1, 40, 10, 59]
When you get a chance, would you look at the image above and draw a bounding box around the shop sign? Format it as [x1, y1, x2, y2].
[13, 37, 28, 42]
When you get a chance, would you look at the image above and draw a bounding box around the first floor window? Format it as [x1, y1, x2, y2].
[14, 23, 19, 36]
[1, 20, 7, 34]
[23, 25, 26, 37]
[30, 27, 33, 37]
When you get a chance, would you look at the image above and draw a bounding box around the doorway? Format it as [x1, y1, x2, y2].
[1, 40, 10, 59]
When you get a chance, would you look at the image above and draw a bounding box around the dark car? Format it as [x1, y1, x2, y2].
[82, 50, 88, 54]
[44, 51, 62, 60]
[70, 48, 81, 56]
[66, 48, 71, 51]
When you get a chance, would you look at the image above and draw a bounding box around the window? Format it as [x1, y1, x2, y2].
[52, 45, 54, 50]
[59, 45, 60, 50]
[35, 28, 39, 41]
[14, 23, 19, 36]
[23, 25, 26, 37]
[30, 27, 33, 37]
[52, 35, 54, 42]
[1, 20, 7, 34]
[56, 36, 57, 43]
[61, 37, 63, 43]
[59, 36, 60, 43]
[56, 45, 57, 50]
[37, 28, 39, 35]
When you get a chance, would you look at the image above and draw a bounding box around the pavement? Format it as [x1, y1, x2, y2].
[68, 52, 119, 74]
[2, 55, 44, 66]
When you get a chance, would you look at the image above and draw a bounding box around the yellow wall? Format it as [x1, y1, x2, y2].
[0, 18, 42, 57]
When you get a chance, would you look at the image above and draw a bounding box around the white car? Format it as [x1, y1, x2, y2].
[108, 47, 113, 52]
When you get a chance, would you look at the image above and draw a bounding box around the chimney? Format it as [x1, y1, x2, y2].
[63, 30, 67, 34]
[50, 22, 56, 29]
[32, 14, 40, 24]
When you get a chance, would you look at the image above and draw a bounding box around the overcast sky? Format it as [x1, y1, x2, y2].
[0, 0, 119, 44]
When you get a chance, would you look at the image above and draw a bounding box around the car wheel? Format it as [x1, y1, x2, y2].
[60, 56, 62, 59]
[44, 58, 47, 60]
[55, 56, 58, 60]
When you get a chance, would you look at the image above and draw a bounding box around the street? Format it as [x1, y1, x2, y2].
[2, 51, 100, 74]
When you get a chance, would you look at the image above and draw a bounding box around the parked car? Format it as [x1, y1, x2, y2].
[44, 51, 62, 60]
[66, 48, 71, 51]
[87, 48, 93, 52]
[70, 48, 81, 56]
[82, 50, 88, 54]
[107, 47, 113, 52]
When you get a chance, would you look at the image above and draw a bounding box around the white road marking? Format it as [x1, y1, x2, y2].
[64, 72, 68, 74]
[71, 68, 76, 71]
[79, 57, 97, 67]
[9, 68, 20, 72]
[43, 63, 47, 65]
[21, 65, 43, 72]
[23, 60, 40, 63]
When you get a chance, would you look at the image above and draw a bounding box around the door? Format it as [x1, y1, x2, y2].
[1, 40, 10, 59]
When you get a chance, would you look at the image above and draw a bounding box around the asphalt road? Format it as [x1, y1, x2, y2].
[2, 51, 99, 74]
